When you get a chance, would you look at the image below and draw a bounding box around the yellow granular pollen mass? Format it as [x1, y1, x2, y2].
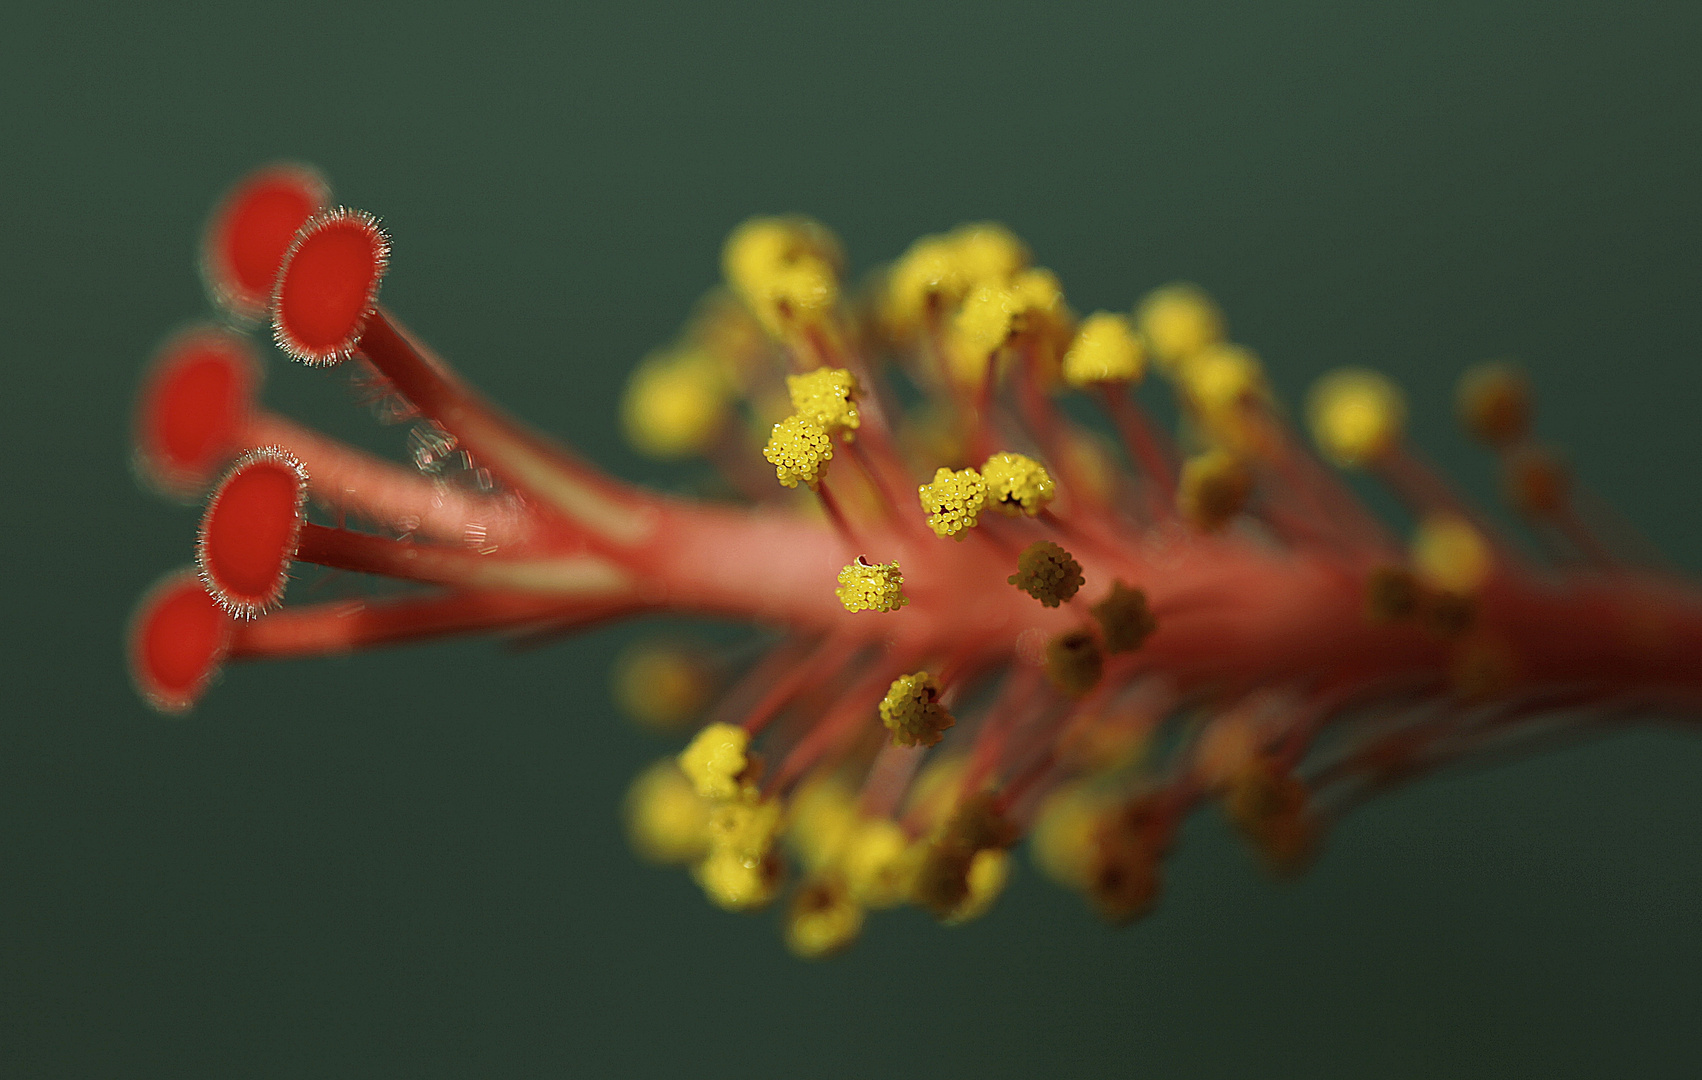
[1029, 784, 1103, 889]
[879, 671, 955, 748]
[611, 640, 715, 732]
[1412, 513, 1493, 596]
[1063, 311, 1146, 388]
[1307, 367, 1406, 467]
[981, 451, 1056, 516]
[941, 849, 1011, 926]
[622, 759, 713, 866]
[763, 413, 833, 489]
[722, 216, 843, 338]
[693, 787, 786, 911]
[1181, 342, 1266, 424]
[1135, 282, 1225, 374]
[677, 721, 750, 801]
[787, 776, 859, 871]
[1177, 448, 1252, 532]
[835, 558, 908, 613]
[841, 818, 916, 909]
[948, 282, 1022, 379]
[786, 366, 860, 436]
[919, 465, 987, 538]
[785, 877, 865, 960]
[693, 845, 781, 912]
[620, 348, 732, 459]
[882, 223, 1029, 342]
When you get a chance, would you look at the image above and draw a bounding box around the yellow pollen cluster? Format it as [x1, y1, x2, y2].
[695, 789, 784, 911]
[836, 558, 908, 613]
[981, 451, 1056, 516]
[882, 223, 1030, 342]
[879, 672, 955, 748]
[722, 216, 844, 339]
[620, 347, 732, 459]
[1412, 513, 1493, 596]
[785, 877, 864, 959]
[622, 759, 713, 866]
[841, 818, 917, 909]
[918, 465, 987, 538]
[945, 269, 1071, 386]
[1135, 282, 1225, 374]
[1063, 312, 1146, 388]
[1177, 448, 1251, 532]
[1009, 540, 1083, 607]
[677, 721, 750, 801]
[1307, 367, 1406, 467]
[611, 639, 715, 733]
[1181, 343, 1266, 432]
[763, 413, 833, 489]
[787, 366, 860, 437]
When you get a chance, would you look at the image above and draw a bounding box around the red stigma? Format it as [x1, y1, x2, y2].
[202, 164, 330, 320]
[271, 208, 389, 364]
[134, 326, 259, 497]
[198, 448, 308, 618]
[129, 570, 233, 714]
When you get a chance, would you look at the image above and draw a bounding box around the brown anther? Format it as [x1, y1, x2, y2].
[1504, 444, 1570, 518]
[1008, 540, 1084, 607]
[1045, 629, 1104, 697]
[1091, 580, 1157, 653]
[1086, 795, 1173, 924]
[1224, 760, 1318, 877]
[1422, 592, 1477, 639]
[1365, 566, 1420, 624]
[1457, 362, 1531, 448]
[912, 792, 1017, 917]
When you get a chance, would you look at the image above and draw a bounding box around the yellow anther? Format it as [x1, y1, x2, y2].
[677, 722, 750, 801]
[611, 639, 715, 733]
[722, 216, 843, 338]
[693, 844, 782, 912]
[879, 671, 955, 748]
[836, 557, 908, 613]
[620, 348, 733, 459]
[693, 784, 786, 910]
[841, 818, 916, 909]
[1134, 282, 1225, 373]
[980, 451, 1056, 516]
[1090, 580, 1157, 653]
[785, 876, 865, 959]
[918, 465, 987, 539]
[1412, 513, 1493, 596]
[1044, 629, 1104, 698]
[763, 413, 834, 489]
[1008, 540, 1083, 607]
[1457, 361, 1531, 448]
[940, 849, 1010, 925]
[1181, 343, 1266, 421]
[948, 282, 1022, 380]
[1063, 312, 1146, 388]
[787, 775, 859, 871]
[904, 754, 968, 834]
[1030, 784, 1103, 889]
[1177, 448, 1252, 532]
[622, 759, 713, 865]
[705, 790, 784, 863]
[1307, 367, 1407, 467]
[882, 223, 1029, 341]
[786, 366, 860, 437]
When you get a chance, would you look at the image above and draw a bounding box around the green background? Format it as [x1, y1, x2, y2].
[5, 2, 1701, 1076]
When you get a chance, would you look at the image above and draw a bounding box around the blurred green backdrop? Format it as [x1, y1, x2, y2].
[4, 2, 1701, 1076]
